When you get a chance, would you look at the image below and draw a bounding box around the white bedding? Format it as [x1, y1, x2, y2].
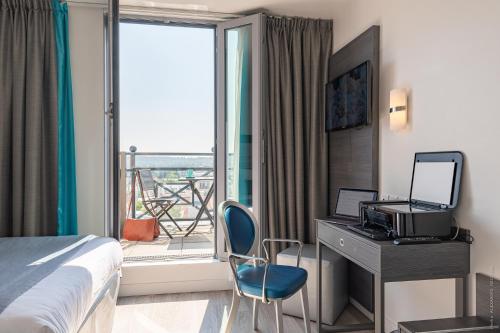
[0, 235, 123, 333]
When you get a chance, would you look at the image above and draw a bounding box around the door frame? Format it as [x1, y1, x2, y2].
[107, 11, 266, 261]
[109, 16, 218, 255]
[215, 14, 265, 259]
[105, 0, 119, 239]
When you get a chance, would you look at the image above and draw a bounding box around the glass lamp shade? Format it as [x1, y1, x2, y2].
[389, 89, 407, 131]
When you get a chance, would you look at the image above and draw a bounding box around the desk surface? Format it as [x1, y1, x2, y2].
[316, 218, 470, 282]
[398, 316, 497, 333]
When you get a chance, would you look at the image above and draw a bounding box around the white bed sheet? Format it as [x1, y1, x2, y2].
[0, 235, 123, 333]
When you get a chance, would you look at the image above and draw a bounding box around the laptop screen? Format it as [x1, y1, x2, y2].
[335, 189, 378, 217]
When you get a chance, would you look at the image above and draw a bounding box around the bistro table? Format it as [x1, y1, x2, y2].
[179, 176, 214, 237]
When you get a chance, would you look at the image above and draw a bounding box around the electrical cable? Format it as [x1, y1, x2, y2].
[450, 216, 460, 240]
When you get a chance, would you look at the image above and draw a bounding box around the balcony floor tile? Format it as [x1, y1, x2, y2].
[120, 220, 214, 262]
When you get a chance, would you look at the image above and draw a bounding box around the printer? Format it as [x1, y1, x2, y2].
[360, 151, 464, 238]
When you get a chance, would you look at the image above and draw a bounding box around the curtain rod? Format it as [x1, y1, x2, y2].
[119, 5, 241, 22]
[265, 13, 331, 21]
[62, 0, 107, 8]
[62, 0, 105, 4]
[60, 1, 241, 22]
[265, 14, 292, 19]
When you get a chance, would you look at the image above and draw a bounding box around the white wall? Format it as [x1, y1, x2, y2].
[69, 4, 106, 236]
[329, 0, 500, 330]
[65, 1, 500, 326]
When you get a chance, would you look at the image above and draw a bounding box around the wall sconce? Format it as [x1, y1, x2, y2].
[389, 89, 408, 131]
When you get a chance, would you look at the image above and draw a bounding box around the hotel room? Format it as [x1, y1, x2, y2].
[0, 0, 499, 332]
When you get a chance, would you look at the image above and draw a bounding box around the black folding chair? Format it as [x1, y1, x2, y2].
[136, 169, 182, 239]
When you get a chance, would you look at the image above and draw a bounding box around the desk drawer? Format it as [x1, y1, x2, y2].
[318, 222, 380, 273]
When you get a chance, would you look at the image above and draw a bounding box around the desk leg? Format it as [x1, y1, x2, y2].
[455, 276, 467, 317]
[317, 240, 322, 333]
[374, 274, 385, 333]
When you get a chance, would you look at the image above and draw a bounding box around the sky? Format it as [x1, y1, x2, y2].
[119, 23, 215, 153]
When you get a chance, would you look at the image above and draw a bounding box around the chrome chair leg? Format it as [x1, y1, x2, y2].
[300, 285, 311, 333]
[252, 299, 259, 330]
[222, 286, 240, 333]
[274, 300, 283, 333]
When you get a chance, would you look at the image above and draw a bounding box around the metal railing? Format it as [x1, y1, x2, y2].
[120, 147, 215, 222]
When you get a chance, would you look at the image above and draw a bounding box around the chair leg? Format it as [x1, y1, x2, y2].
[300, 285, 311, 333]
[158, 220, 173, 239]
[222, 286, 240, 333]
[252, 299, 259, 330]
[165, 210, 183, 231]
[274, 300, 283, 333]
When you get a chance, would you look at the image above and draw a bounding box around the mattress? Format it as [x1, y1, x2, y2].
[0, 235, 123, 333]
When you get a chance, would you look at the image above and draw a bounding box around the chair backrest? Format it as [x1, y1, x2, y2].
[137, 169, 157, 199]
[218, 200, 258, 256]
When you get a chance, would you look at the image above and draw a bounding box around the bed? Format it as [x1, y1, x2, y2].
[0, 235, 123, 333]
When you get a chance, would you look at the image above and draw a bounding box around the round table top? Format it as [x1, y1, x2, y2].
[178, 176, 214, 182]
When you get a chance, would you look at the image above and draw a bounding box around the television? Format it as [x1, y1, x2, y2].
[325, 61, 371, 131]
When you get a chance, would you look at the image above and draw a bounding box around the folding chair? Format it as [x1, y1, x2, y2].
[136, 169, 183, 239]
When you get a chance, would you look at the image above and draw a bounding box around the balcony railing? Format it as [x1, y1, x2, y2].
[118, 150, 215, 231]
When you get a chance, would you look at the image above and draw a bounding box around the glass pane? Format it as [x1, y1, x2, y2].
[225, 25, 252, 206]
[119, 22, 216, 260]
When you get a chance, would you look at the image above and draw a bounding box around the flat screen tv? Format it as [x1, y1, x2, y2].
[325, 61, 371, 131]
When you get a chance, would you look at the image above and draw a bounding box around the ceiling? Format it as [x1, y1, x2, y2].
[119, 0, 349, 18]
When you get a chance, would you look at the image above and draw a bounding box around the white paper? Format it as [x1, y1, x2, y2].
[411, 161, 455, 205]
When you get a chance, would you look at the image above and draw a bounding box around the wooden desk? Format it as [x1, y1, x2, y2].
[316, 219, 470, 333]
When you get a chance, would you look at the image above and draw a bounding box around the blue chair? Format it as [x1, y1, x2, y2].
[218, 200, 311, 333]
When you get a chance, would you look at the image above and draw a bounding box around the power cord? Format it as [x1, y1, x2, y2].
[450, 216, 474, 244]
[450, 216, 460, 240]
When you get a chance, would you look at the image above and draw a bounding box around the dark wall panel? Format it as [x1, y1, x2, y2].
[328, 26, 380, 213]
[327, 25, 380, 314]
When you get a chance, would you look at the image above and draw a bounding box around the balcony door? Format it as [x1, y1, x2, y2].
[106, 13, 264, 263]
[116, 20, 217, 262]
[216, 14, 265, 258]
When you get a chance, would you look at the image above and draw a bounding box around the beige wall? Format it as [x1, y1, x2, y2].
[69, 5, 106, 236]
[330, 0, 500, 330]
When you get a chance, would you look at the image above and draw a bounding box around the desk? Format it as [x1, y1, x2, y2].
[316, 219, 470, 333]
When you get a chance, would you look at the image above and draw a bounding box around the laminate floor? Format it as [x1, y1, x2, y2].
[112, 291, 373, 333]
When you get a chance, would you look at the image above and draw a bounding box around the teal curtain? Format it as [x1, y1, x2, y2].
[237, 28, 252, 206]
[53, 0, 78, 235]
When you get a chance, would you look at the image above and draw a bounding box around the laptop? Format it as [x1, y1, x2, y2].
[326, 188, 378, 226]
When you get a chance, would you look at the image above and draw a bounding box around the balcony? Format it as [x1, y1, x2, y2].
[118, 151, 215, 262]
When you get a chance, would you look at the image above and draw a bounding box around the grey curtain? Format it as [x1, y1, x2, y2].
[0, 0, 59, 236]
[265, 16, 332, 257]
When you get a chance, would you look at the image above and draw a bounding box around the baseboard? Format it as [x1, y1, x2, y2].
[350, 296, 399, 332]
[119, 259, 233, 297]
[350, 296, 374, 321]
[384, 313, 398, 333]
[119, 278, 232, 296]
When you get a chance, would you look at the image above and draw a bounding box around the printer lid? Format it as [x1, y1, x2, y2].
[409, 151, 464, 209]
